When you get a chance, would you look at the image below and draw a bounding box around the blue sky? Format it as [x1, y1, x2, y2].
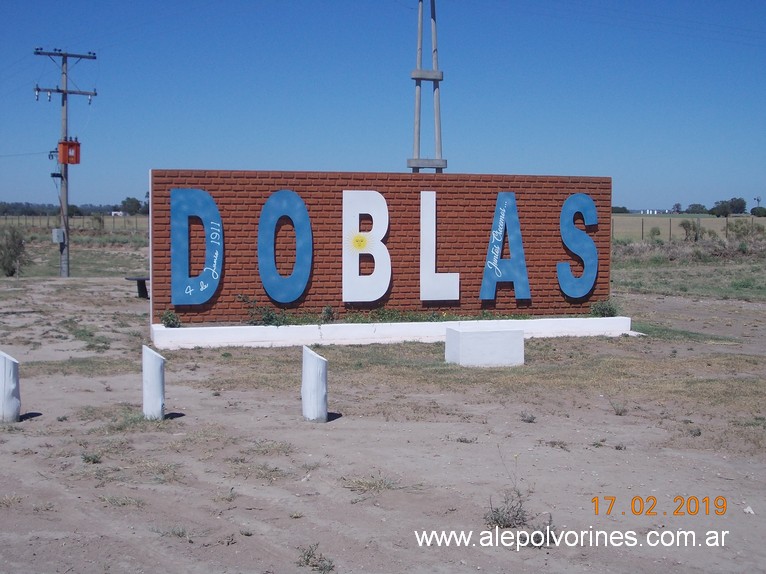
[1, 0, 765, 210]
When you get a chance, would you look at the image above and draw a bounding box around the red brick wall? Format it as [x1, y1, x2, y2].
[150, 170, 611, 324]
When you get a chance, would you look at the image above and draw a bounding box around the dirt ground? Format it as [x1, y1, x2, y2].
[0, 274, 764, 574]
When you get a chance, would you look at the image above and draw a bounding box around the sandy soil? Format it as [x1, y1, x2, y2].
[1, 277, 764, 574]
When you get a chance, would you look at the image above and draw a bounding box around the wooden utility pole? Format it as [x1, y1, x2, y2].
[34, 48, 97, 278]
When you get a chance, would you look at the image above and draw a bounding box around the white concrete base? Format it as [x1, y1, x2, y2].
[445, 328, 524, 367]
[142, 346, 165, 421]
[1, 351, 20, 423]
[301, 346, 328, 422]
[151, 316, 632, 350]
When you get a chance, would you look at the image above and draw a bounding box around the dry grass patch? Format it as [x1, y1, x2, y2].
[241, 438, 295, 456]
[539, 439, 570, 452]
[23, 356, 141, 378]
[0, 494, 22, 507]
[150, 524, 195, 542]
[164, 346, 302, 391]
[224, 459, 288, 483]
[213, 488, 238, 503]
[169, 425, 239, 461]
[99, 495, 145, 508]
[132, 459, 184, 484]
[78, 464, 125, 487]
[342, 472, 400, 494]
[76, 403, 174, 434]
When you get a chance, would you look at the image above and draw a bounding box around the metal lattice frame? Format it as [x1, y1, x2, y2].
[408, 0, 447, 173]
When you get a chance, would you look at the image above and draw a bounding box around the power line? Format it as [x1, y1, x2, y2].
[0, 151, 49, 159]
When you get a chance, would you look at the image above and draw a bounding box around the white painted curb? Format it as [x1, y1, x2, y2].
[151, 316, 632, 350]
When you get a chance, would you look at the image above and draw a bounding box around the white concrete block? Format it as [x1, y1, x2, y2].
[1, 351, 20, 423]
[301, 346, 328, 422]
[142, 346, 165, 421]
[445, 328, 524, 367]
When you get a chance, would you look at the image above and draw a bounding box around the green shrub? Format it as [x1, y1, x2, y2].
[320, 305, 335, 323]
[679, 219, 706, 242]
[160, 310, 181, 328]
[90, 213, 105, 231]
[236, 294, 289, 326]
[729, 218, 765, 241]
[590, 299, 618, 317]
[0, 227, 31, 277]
[611, 238, 633, 246]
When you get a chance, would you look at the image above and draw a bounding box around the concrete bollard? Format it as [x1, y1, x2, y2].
[301, 346, 328, 422]
[142, 345, 165, 421]
[1, 351, 21, 423]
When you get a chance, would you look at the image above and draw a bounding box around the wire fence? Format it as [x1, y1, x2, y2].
[0, 214, 149, 232]
[612, 214, 764, 242]
[2, 213, 763, 242]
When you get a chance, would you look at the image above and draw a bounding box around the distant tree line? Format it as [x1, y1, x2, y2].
[682, 197, 762, 218]
[1, 195, 149, 217]
[613, 197, 765, 218]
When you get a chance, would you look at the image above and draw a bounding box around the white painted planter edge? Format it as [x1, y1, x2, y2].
[151, 316, 632, 350]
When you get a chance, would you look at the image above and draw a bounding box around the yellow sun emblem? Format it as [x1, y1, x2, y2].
[348, 233, 368, 252]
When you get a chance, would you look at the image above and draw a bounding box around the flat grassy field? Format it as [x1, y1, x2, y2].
[611, 240, 766, 302]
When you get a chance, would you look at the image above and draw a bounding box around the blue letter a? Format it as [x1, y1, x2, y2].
[479, 192, 531, 301]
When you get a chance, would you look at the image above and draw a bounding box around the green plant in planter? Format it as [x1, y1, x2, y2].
[590, 299, 618, 317]
[160, 309, 181, 328]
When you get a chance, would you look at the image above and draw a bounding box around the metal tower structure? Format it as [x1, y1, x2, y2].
[408, 0, 446, 173]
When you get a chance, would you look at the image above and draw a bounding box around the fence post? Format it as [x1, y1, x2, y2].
[669, 218, 672, 240]
[641, 218, 644, 240]
[1, 351, 21, 423]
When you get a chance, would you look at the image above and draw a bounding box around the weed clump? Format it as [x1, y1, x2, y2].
[296, 542, 335, 572]
[485, 487, 529, 529]
[520, 411, 536, 423]
[342, 472, 399, 494]
[81, 452, 102, 464]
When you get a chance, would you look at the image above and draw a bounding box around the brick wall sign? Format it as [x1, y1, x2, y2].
[150, 171, 611, 325]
